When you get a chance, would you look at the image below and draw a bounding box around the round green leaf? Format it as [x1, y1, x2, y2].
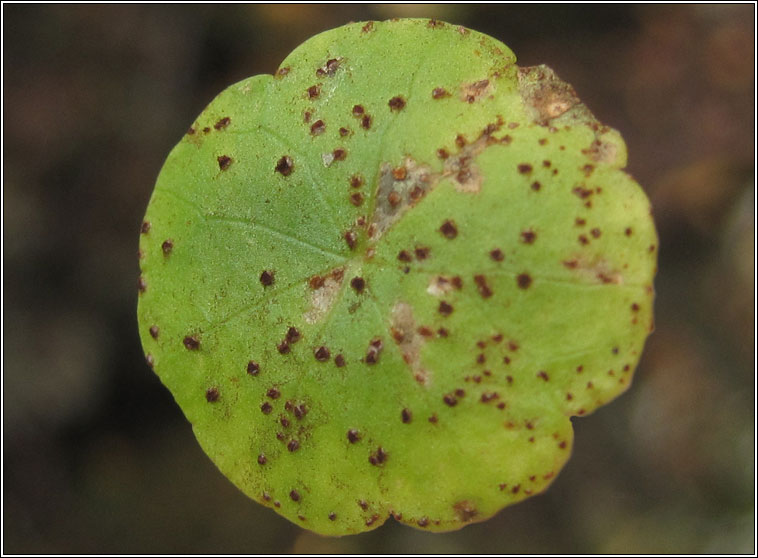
[138, 18, 657, 535]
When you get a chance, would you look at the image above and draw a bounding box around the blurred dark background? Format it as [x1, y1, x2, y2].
[3, 4, 754, 554]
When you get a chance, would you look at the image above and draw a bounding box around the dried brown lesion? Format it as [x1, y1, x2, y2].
[390, 302, 432, 386]
[562, 255, 624, 285]
[517, 65, 586, 125]
[304, 267, 345, 324]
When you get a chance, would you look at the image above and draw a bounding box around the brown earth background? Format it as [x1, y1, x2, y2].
[3, 4, 754, 554]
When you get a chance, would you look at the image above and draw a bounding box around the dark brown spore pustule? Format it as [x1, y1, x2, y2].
[520, 229, 537, 244]
[344, 230, 357, 250]
[350, 277, 365, 293]
[290, 489, 301, 501]
[183, 335, 200, 350]
[518, 163, 533, 174]
[310, 119, 325, 135]
[443, 393, 458, 407]
[517, 273, 532, 289]
[335, 354, 346, 367]
[333, 148, 347, 161]
[307, 85, 320, 99]
[352, 104, 365, 116]
[439, 219, 458, 239]
[277, 341, 290, 354]
[247, 360, 260, 376]
[161, 239, 173, 255]
[140, 221, 150, 234]
[261, 402, 273, 414]
[397, 250, 412, 262]
[388, 96, 406, 111]
[365, 338, 383, 364]
[453, 501, 478, 522]
[347, 429, 361, 443]
[474, 275, 493, 298]
[369, 446, 388, 466]
[260, 270, 275, 287]
[314, 346, 330, 362]
[137, 276, 147, 293]
[287, 440, 300, 452]
[214, 117, 231, 130]
[414, 246, 430, 260]
[401, 408, 412, 423]
[205, 387, 220, 402]
[286, 327, 301, 344]
[257, 454, 267, 465]
[361, 114, 372, 130]
[149, 325, 159, 339]
[275, 155, 294, 176]
[438, 301, 454, 316]
[490, 248, 504, 261]
[217, 155, 232, 171]
[350, 192, 364, 206]
[537, 370, 550, 381]
[328, 512, 337, 521]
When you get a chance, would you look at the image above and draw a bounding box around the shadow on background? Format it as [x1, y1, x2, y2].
[3, 4, 754, 554]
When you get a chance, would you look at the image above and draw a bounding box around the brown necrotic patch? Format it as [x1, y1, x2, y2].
[390, 302, 431, 385]
[370, 158, 433, 238]
[518, 65, 581, 125]
[275, 155, 294, 176]
[460, 79, 492, 103]
[304, 267, 345, 324]
[432, 87, 450, 99]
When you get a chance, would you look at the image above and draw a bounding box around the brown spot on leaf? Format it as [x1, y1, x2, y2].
[205, 387, 219, 402]
[415, 246, 430, 260]
[290, 489, 301, 501]
[335, 354, 346, 367]
[277, 341, 290, 354]
[140, 221, 150, 234]
[443, 393, 458, 407]
[518, 163, 533, 174]
[287, 440, 300, 452]
[257, 454, 267, 465]
[537, 370, 549, 381]
[361, 21, 374, 32]
[349, 192, 364, 206]
[260, 402, 272, 414]
[401, 408, 412, 423]
[149, 325, 159, 339]
[490, 249, 504, 261]
[316, 58, 341, 77]
[397, 250, 412, 262]
[350, 276, 365, 293]
[438, 301, 454, 316]
[352, 104, 364, 116]
[333, 148, 347, 161]
[531, 181, 542, 192]
[247, 361, 260, 375]
[307, 84, 320, 99]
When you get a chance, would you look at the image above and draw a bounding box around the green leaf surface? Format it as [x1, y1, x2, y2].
[138, 18, 657, 535]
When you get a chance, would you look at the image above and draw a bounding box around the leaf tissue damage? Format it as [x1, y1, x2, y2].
[137, 18, 657, 536]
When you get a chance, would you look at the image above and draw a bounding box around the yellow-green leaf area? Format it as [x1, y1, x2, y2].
[137, 18, 657, 536]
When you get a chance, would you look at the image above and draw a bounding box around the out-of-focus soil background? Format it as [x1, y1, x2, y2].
[3, 4, 754, 554]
